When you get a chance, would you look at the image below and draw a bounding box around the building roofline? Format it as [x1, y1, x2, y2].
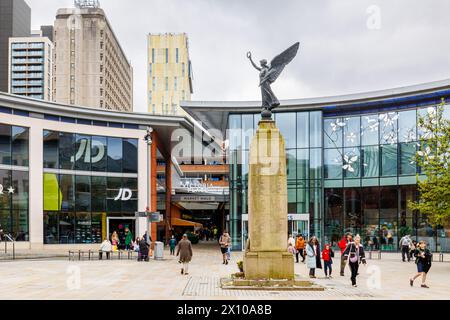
[180, 79, 450, 132]
[56, 7, 132, 67]
[182, 79, 450, 109]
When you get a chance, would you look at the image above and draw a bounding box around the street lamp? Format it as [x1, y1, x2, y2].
[144, 127, 153, 240]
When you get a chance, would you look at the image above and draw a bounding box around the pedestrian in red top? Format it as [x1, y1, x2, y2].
[338, 233, 353, 276]
[322, 244, 335, 278]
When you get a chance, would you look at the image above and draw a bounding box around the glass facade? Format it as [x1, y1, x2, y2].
[228, 103, 450, 252]
[43, 131, 138, 244]
[0, 123, 29, 241]
[229, 111, 323, 250]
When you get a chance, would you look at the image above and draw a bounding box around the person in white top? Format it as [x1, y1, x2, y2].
[99, 239, 112, 260]
[287, 234, 295, 247]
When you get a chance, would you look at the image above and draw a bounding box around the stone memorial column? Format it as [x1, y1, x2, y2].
[243, 119, 294, 280]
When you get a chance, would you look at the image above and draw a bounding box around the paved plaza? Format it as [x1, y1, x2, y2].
[0, 242, 449, 300]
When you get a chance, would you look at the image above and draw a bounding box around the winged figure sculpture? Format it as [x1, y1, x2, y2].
[247, 42, 300, 119]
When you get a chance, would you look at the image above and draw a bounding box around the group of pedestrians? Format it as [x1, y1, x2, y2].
[292, 232, 433, 288]
[98, 230, 153, 262]
[291, 233, 366, 287]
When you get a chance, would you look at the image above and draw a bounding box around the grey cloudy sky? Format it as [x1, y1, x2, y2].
[27, 0, 450, 113]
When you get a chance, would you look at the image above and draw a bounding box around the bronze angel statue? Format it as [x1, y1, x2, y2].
[247, 42, 300, 119]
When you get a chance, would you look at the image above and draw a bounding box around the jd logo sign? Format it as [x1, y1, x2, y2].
[114, 188, 132, 201]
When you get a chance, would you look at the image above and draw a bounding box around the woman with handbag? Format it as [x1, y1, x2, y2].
[409, 240, 432, 288]
[343, 234, 367, 287]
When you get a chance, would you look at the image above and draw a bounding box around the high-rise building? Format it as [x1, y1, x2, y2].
[8, 36, 53, 101]
[0, 0, 31, 92]
[40, 25, 54, 42]
[147, 33, 193, 116]
[53, 3, 133, 111]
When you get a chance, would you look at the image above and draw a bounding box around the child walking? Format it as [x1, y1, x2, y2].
[322, 244, 334, 279]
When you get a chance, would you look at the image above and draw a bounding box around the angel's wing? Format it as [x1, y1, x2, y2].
[262, 42, 300, 84]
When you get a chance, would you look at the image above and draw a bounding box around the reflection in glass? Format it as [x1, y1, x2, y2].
[59, 132, 75, 170]
[324, 148, 342, 179]
[343, 147, 360, 178]
[381, 144, 398, 176]
[12, 170, 28, 211]
[310, 148, 322, 180]
[398, 110, 417, 143]
[91, 176, 107, 212]
[310, 111, 322, 148]
[228, 114, 241, 151]
[107, 137, 122, 172]
[324, 118, 343, 148]
[91, 136, 107, 172]
[361, 115, 379, 146]
[107, 177, 122, 213]
[12, 126, 29, 167]
[379, 112, 398, 145]
[75, 134, 91, 171]
[276, 112, 296, 149]
[361, 146, 379, 177]
[286, 149, 296, 180]
[60, 174, 75, 212]
[242, 114, 254, 150]
[344, 117, 360, 148]
[400, 143, 416, 175]
[43, 130, 58, 168]
[297, 112, 309, 148]
[75, 175, 91, 212]
[123, 139, 138, 173]
[0, 124, 11, 165]
[297, 149, 309, 180]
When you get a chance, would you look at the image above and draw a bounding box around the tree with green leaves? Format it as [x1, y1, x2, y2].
[409, 99, 450, 226]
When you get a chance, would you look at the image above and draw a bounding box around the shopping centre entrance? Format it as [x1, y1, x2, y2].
[107, 217, 136, 250]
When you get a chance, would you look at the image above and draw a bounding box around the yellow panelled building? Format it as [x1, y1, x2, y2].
[147, 33, 193, 116]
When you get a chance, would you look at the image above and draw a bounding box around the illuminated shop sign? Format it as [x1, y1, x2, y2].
[114, 188, 133, 201]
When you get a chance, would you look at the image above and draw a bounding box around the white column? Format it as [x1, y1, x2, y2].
[28, 124, 44, 249]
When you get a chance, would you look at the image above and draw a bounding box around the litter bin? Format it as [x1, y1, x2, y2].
[154, 241, 164, 260]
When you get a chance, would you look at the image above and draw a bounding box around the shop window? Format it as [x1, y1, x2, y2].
[0, 125, 11, 165]
[11, 126, 29, 167]
[91, 136, 107, 172]
[59, 132, 75, 170]
[107, 137, 122, 172]
[122, 139, 138, 173]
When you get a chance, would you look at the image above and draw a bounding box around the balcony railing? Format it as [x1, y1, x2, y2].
[12, 80, 44, 86]
[12, 58, 44, 64]
[11, 73, 43, 79]
[12, 87, 43, 94]
[12, 66, 44, 72]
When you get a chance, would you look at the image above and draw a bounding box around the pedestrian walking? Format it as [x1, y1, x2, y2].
[138, 235, 150, 262]
[338, 233, 353, 276]
[124, 227, 133, 251]
[399, 234, 412, 262]
[295, 234, 306, 263]
[409, 240, 417, 260]
[288, 242, 296, 257]
[322, 244, 334, 278]
[176, 234, 193, 275]
[306, 236, 322, 278]
[288, 234, 295, 247]
[219, 230, 232, 265]
[343, 234, 367, 287]
[99, 238, 112, 260]
[410, 241, 432, 288]
[169, 235, 177, 256]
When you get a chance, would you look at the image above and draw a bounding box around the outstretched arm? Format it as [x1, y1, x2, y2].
[247, 52, 261, 71]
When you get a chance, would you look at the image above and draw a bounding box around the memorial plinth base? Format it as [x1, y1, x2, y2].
[243, 251, 294, 280]
[220, 277, 325, 291]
